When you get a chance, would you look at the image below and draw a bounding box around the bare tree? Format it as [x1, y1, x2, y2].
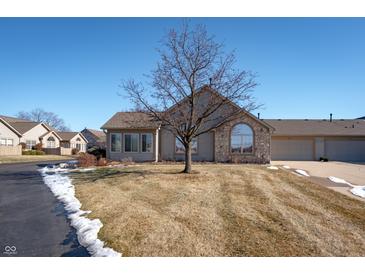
[122, 23, 259, 173]
[16, 108, 70, 131]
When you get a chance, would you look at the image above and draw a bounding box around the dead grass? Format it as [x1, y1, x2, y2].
[71, 164, 365, 256]
[0, 155, 74, 164]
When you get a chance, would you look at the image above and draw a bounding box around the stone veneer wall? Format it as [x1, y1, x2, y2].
[214, 117, 271, 164]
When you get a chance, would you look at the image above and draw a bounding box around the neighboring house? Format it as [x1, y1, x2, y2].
[102, 87, 365, 163]
[101, 87, 274, 163]
[57, 132, 88, 153]
[0, 115, 88, 155]
[0, 117, 22, 155]
[264, 119, 365, 162]
[81, 128, 106, 149]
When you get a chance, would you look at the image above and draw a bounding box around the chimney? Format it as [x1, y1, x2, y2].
[258, 113, 260, 119]
[330, 113, 333, 122]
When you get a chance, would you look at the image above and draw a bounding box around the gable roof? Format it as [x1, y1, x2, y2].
[264, 119, 365, 136]
[9, 121, 43, 135]
[83, 128, 106, 138]
[0, 117, 22, 137]
[101, 112, 161, 130]
[57, 132, 88, 143]
[39, 130, 63, 141]
[164, 85, 274, 131]
[0, 115, 31, 123]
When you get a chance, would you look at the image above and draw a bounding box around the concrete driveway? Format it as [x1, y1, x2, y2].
[0, 161, 89, 257]
[272, 161, 365, 186]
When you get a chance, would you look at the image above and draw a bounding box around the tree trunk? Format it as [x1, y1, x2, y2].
[183, 142, 192, 173]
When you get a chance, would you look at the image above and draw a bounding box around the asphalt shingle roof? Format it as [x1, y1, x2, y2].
[264, 119, 365, 136]
[56, 132, 79, 141]
[9, 122, 42, 135]
[101, 112, 161, 130]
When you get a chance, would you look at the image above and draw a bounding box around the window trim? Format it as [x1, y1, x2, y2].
[230, 123, 255, 155]
[141, 133, 153, 153]
[124, 133, 139, 153]
[110, 133, 122, 153]
[175, 136, 198, 154]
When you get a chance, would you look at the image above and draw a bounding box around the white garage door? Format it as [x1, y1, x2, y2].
[271, 139, 314, 160]
[325, 140, 365, 162]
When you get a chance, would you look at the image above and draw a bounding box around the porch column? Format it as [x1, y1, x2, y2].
[155, 128, 159, 162]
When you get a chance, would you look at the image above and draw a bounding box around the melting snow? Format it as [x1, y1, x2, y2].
[328, 176, 365, 199]
[295, 169, 310, 177]
[40, 165, 121, 257]
[267, 166, 279, 170]
[283, 166, 291, 169]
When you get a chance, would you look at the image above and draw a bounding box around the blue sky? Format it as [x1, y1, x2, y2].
[0, 18, 364, 130]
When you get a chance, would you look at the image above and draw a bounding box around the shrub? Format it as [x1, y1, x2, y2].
[22, 150, 45, 155]
[87, 146, 106, 159]
[72, 148, 80, 155]
[34, 143, 43, 151]
[78, 152, 97, 167]
[97, 157, 108, 166]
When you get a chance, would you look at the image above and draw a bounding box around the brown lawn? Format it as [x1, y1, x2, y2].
[71, 164, 365, 256]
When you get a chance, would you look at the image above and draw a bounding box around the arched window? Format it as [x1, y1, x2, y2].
[47, 136, 56, 148]
[231, 124, 253, 154]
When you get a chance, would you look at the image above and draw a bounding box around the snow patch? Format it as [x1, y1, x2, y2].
[78, 168, 96, 172]
[295, 169, 310, 177]
[350, 186, 365, 198]
[328, 176, 352, 186]
[328, 176, 365, 199]
[267, 166, 279, 170]
[40, 165, 121, 257]
[283, 165, 291, 169]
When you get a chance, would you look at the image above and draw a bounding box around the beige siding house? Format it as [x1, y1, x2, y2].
[0, 115, 88, 156]
[0, 117, 22, 155]
[57, 132, 88, 153]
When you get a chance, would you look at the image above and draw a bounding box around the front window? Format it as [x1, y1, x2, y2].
[1, 138, 14, 146]
[26, 140, 36, 150]
[124, 133, 139, 152]
[231, 124, 253, 154]
[110, 133, 121, 152]
[47, 136, 56, 148]
[141, 133, 153, 153]
[0, 138, 6, 146]
[175, 137, 198, 154]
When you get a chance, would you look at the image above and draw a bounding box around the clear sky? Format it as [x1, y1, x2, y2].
[0, 18, 364, 130]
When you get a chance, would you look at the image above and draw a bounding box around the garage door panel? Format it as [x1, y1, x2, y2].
[325, 140, 365, 162]
[271, 139, 313, 160]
